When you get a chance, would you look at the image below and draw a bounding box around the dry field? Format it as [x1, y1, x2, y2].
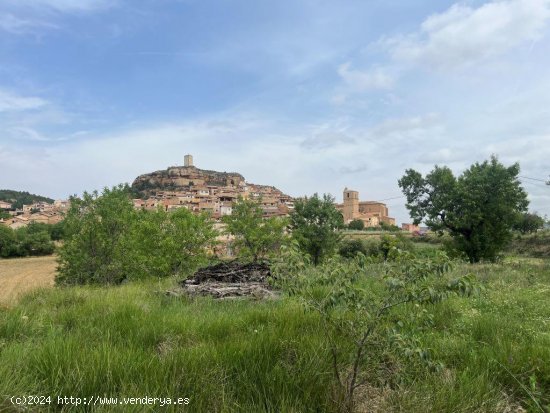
[0, 256, 57, 306]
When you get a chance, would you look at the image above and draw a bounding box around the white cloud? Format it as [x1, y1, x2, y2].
[0, 14, 57, 34]
[301, 131, 356, 150]
[369, 113, 441, 140]
[386, 0, 550, 68]
[337, 62, 394, 90]
[0, 89, 48, 112]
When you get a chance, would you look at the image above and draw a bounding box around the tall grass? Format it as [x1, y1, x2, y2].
[1, 258, 549, 412]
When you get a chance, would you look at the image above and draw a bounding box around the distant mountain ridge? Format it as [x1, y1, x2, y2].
[0, 189, 54, 209]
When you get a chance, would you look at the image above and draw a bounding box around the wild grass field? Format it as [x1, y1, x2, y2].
[0, 251, 549, 412]
[0, 256, 57, 306]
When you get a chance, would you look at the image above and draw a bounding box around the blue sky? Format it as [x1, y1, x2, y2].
[1, 0, 549, 224]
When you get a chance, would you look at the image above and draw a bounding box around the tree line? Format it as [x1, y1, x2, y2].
[6, 156, 536, 281]
[0, 222, 63, 258]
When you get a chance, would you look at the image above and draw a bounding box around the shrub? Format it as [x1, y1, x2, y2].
[57, 185, 217, 285]
[338, 239, 367, 258]
[273, 247, 479, 412]
[348, 219, 365, 231]
[222, 197, 288, 261]
[0, 225, 55, 258]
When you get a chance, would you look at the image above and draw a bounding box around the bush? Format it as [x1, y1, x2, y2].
[222, 197, 288, 261]
[338, 239, 367, 258]
[57, 185, 217, 285]
[273, 246, 479, 412]
[0, 225, 17, 257]
[348, 219, 364, 231]
[0, 224, 55, 258]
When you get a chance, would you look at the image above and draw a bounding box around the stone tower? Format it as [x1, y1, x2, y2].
[184, 154, 193, 167]
[343, 187, 359, 223]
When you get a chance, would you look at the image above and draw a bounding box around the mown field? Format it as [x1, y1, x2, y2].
[1, 248, 549, 412]
[0, 256, 57, 307]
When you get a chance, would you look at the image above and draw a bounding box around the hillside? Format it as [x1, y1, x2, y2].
[132, 165, 245, 197]
[131, 161, 291, 202]
[0, 189, 54, 209]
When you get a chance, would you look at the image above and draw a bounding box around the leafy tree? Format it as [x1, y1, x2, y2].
[57, 185, 137, 285]
[18, 230, 55, 256]
[126, 207, 217, 278]
[0, 224, 55, 258]
[0, 210, 10, 220]
[57, 185, 217, 285]
[338, 239, 367, 258]
[0, 225, 17, 258]
[399, 156, 528, 263]
[348, 219, 365, 231]
[49, 221, 66, 241]
[290, 193, 344, 265]
[222, 197, 288, 261]
[513, 212, 544, 234]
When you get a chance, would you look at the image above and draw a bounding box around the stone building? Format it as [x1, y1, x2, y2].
[337, 188, 395, 227]
[132, 155, 294, 219]
[402, 223, 420, 232]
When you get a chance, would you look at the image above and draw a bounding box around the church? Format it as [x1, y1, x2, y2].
[336, 188, 395, 227]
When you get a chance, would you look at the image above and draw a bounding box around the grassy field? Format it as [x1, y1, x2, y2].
[0, 253, 549, 412]
[0, 256, 57, 307]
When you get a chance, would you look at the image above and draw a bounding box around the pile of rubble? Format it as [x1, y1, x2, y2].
[174, 261, 278, 300]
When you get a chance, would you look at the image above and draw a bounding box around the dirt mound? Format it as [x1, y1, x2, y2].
[174, 261, 277, 300]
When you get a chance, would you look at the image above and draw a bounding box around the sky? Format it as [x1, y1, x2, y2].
[1, 0, 549, 224]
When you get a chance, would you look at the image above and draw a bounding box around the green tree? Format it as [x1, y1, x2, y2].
[57, 185, 217, 285]
[57, 185, 138, 285]
[0, 225, 17, 258]
[513, 212, 544, 234]
[398, 156, 528, 263]
[127, 207, 217, 278]
[222, 197, 288, 261]
[290, 193, 344, 265]
[348, 219, 364, 231]
[18, 230, 55, 256]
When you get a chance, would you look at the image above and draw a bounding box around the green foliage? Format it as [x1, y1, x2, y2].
[399, 156, 529, 263]
[0, 224, 55, 258]
[0, 189, 54, 210]
[514, 212, 545, 234]
[290, 193, 344, 265]
[273, 247, 479, 411]
[2, 256, 550, 411]
[0, 282, 335, 413]
[338, 239, 369, 259]
[379, 221, 401, 232]
[0, 210, 10, 220]
[57, 185, 217, 285]
[348, 219, 364, 231]
[222, 197, 288, 261]
[126, 207, 218, 279]
[49, 221, 66, 241]
[339, 235, 414, 261]
[0, 225, 17, 258]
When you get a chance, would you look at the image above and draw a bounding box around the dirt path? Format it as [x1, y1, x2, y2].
[0, 256, 57, 306]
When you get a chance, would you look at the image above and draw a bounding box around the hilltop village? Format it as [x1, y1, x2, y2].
[131, 155, 295, 219]
[1, 154, 409, 230]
